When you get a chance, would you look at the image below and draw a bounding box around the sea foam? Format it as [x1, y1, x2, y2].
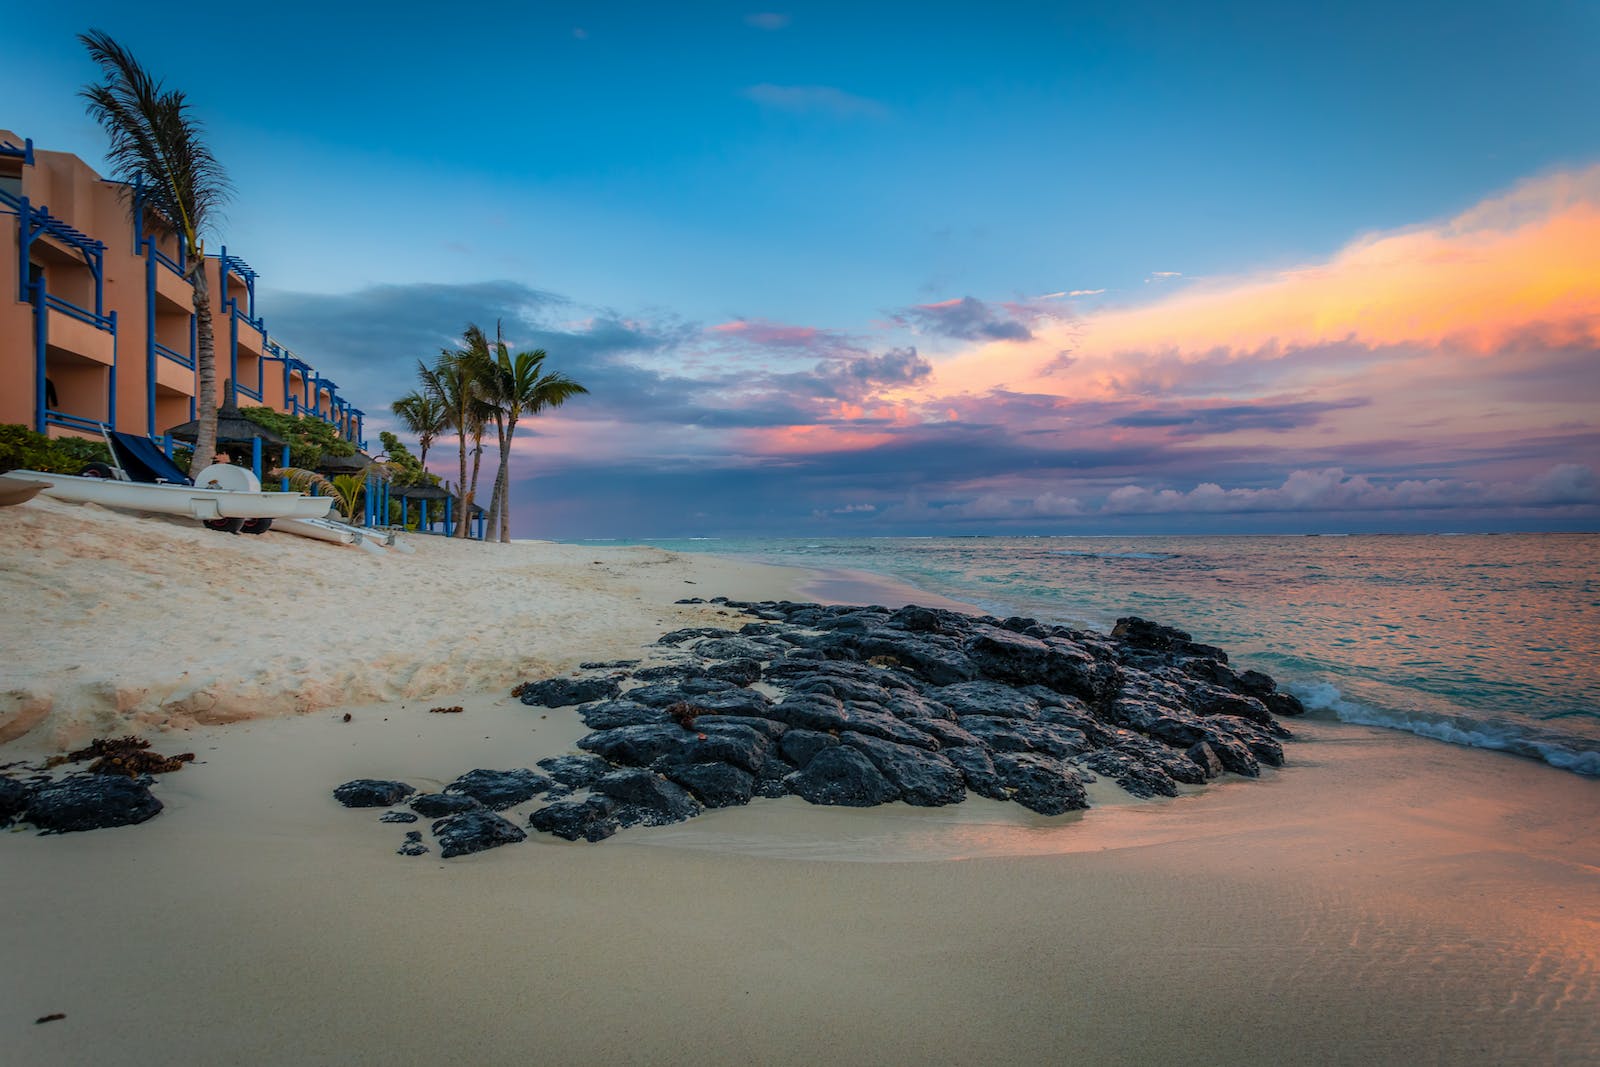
[1291, 682, 1600, 777]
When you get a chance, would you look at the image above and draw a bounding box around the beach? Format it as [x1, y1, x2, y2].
[3, 499, 1598, 1065]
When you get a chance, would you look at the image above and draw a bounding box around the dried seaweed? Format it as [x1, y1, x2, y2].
[64, 736, 194, 777]
[665, 701, 706, 730]
[429, 705, 464, 714]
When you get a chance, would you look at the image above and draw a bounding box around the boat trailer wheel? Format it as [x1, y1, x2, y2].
[79, 462, 117, 479]
[202, 516, 247, 534]
[239, 517, 274, 535]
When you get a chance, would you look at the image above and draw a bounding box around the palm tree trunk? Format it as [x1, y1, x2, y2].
[487, 412, 508, 542]
[465, 428, 485, 538]
[455, 426, 468, 538]
[190, 265, 218, 473]
[499, 412, 520, 542]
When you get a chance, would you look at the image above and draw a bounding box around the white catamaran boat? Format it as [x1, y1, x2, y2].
[13, 464, 338, 522]
[6, 427, 335, 530]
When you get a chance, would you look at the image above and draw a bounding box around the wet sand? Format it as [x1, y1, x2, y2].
[3, 694, 1596, 1065]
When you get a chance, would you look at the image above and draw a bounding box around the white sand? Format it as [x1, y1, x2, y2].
[0, 496, 803, 746]
[2, 496, 1598, 1064]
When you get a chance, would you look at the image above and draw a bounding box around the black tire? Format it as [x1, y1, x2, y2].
[240, 517, 274, 536]
[79, 461, 117, 479]
[203, 517, 247, 534]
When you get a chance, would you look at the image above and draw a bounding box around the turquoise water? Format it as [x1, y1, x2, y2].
[586, 534, 1600, 777]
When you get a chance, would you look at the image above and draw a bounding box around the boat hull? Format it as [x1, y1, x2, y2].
[12, 470, 338, 521]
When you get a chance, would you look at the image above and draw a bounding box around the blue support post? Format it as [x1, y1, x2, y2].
[445, 494, 453, 535]
[29, 275, 46, 433]
[281, 445, 290, 491]
[145, 240, 156, 436]
[251, 436, 262, 479]
[420, 499, 428, 530]
[107, 311, 118, 431]
[162, 433, 172, 458]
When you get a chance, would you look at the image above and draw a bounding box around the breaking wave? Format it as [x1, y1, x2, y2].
[1292, 682, 1600, 777]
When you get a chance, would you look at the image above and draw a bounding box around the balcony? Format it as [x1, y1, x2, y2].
[45, 295, 115, 365]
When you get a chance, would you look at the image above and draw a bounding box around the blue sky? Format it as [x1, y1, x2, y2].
[5, 2, 1598, 535]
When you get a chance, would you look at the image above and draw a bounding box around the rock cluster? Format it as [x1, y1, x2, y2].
[337, 602, 1302, 857]
[2, 735, 196, 834]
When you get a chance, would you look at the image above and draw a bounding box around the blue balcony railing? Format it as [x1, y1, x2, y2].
[0, 136, 33, 164]
[45, 409, 106, 435]
[44, 292, 115, 331]
[154, 339, 193, 369]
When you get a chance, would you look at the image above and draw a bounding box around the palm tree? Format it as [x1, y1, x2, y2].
[482, 335, 587, 542]
[416, 325, 491, 537]
[272, 463, 392, 523]
[80, 31, 229, 469]
[391, 390, 447, 468]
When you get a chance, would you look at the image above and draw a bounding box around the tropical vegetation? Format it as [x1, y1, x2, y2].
[239, 407, 357, 469]
[271, 462, 393, 524]
[80, 30, 229, 472]
[399, 323, 587, 540]
[0, 424, 111, 475]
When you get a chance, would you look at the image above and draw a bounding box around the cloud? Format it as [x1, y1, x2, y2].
[833, 346, 931, 387]
[742, 83, 889, 119]
[897, 296, 1035, 342]
[744, 12, 790, 30]
[1069, 289, 1106, 297]
[1145, 271, 1182, 282]
[709, 317, 861, 355]
[1107, 397, 1370, 436]
[1100, 464, 1598, 515]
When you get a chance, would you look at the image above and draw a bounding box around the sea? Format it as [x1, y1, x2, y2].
[580, 533, 1600, 778]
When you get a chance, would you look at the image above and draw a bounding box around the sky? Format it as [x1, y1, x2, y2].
[4, 1, 1598, 536]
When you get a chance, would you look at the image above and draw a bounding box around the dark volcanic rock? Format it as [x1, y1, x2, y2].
[753, 757, 791, 798]
[785, 746, 900, 806]
[380, 810, 419, 824]
[334, 779, 415, 808]
[707, 658, 763, 686]
[779, 728, 839, 768]
[518, 676, 622, 708]
[593, 769, 702, 827]
[656, 627, 736, 646]
[410, 792, 484, 818]
[957, 716, 1091, 758]
[431, 810, 527, 858]
[907, 717, 983, 749]
[766, 693, 938, 750]
[445, 768, 554, 810]
[933, 680, 1042, 720]
[663, 761, 756, 807]
[991, 753, 1089, 815]
[944, 746, 1009, 800]
[26, 775, 163, 833]
[689, 714, 786, 740]
[580, 722, 771, 773]
[1078, 748, 1179, 798]
[397, 831, 429, 856]
[839, 734, 966, 807]
[694, 637, 779, 661]
[1187, 741, 1224, 779]
[964, 626, 1121, 704]
[580, 700, 669, 729]
[0, 775, 30, 825]
[537, 753, 614, 788]
[529, 796, 619, 842]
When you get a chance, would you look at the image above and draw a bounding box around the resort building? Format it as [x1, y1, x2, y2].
[0, 130, 367, 451]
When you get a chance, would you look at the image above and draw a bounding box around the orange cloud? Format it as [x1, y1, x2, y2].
[927, 165, 1600, 398]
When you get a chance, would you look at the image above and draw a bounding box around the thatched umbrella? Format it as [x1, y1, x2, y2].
[165, 394, 286, 476]
[317, 451, 374, 476]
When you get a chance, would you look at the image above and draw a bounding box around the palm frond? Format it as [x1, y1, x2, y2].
[78, 30, 230, 255]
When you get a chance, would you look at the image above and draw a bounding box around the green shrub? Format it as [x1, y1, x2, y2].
[0, 424, 111, 474]
[240, 406, 358, 469]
